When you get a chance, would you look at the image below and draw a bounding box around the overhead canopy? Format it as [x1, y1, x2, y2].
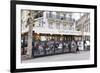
[21, 27, 90, 36]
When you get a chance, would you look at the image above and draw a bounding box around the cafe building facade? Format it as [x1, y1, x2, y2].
[21, 10, 89, 57]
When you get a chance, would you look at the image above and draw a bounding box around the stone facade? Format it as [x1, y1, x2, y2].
[75, 13, 90, 40]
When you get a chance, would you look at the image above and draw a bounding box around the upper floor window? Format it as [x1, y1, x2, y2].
[49, 11, 52, 18]
[63, 24, 66, 30]
[63, 14, 66, 20]
[61, 13, 66, 20]
[49, 22, 53, 29]
[39, 18, 44, 27]
[56, 13, 60, 19]
[56, 22, 60, 29]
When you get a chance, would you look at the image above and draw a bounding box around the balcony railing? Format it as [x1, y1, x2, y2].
[47, 14, 75, 22]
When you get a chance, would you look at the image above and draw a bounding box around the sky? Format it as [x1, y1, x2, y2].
[72, 13, 84, 21]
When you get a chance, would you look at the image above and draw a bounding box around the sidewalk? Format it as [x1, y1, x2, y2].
[21, 51, 90, 63]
